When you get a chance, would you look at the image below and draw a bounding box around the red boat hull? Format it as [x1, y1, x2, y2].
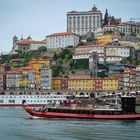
[24, 107, 140, 120]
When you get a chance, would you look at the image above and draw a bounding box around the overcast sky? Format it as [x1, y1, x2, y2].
[0, 0, 140, 52]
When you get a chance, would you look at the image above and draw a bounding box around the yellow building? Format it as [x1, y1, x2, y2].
[21, 67, 31, 89]
[34, 71, 41, 90]
[102, 78, 118, 91]
[29, 58, 50, 71]
[52, 77, 118, 91]
[68, 78, 95, 91]
[96, 35, 112, 45]
[52, 78, 61, 90]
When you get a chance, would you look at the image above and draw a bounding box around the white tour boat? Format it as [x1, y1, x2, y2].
[0, 94, 71, 106]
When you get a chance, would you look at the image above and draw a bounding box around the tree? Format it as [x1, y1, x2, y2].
[53, 52, 57, 60]
[87, 36, 96, 42]
[120, 32, 125, 38]
[57, 58, 63, 65]
[51, 64, 64, 77]
[121, 56, 135, 65]
[38, 46, 47, 52]
[104, 9, 108, 25]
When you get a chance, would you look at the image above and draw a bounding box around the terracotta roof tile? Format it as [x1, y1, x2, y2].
[47, 32, 78, 37]
[103, 25, 117, 27]
[17, 39, 46, 45]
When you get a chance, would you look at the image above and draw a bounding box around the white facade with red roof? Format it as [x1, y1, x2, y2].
[46, 32, 79, 48]
[11, 36, 46, 54]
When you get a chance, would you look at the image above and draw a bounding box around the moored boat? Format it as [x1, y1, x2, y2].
[24, 96, 140, 119]
[0, 94, 71, 106]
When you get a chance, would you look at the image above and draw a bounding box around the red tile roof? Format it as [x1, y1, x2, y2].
[17, 39, 46, 45]
[103, 25, 117, 27]
[47, 32, 78, 37]
[118, 24, 127, 26]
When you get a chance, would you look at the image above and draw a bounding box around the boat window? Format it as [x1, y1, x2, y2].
[0, 100, 4, 103]
[8, 100, 15, 103]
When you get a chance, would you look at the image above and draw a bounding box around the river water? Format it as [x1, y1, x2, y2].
[0, 107, 140, 140]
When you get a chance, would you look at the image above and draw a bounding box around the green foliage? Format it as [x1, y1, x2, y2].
[53, 52, 57, 60]
[51, 64, 64, 77]
[38, 46, 47, 52]
[71, 59, 89, 70]
[121, 56, 137, 65]
[104, 9, 108, 25]
[55, 47, 73, 63]
[120, 32, 125, 37]
[51, 46, 75, 76]
[87, 36, 96, 42]
[71, 69, 75, 74]
[1, 51, 41, 66]
[57, 58, 63, 65]
[104, 31, 113, 34]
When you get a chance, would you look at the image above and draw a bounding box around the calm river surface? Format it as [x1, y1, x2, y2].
[0, 107, 140, 140]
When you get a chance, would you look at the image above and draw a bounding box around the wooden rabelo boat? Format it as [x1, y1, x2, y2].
[23, 96, 140, 120]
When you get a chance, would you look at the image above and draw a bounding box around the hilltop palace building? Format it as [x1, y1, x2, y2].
[67, 5, 102, 36]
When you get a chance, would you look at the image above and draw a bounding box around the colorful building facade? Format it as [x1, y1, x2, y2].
[119, 68, 136, 91]
[29, 59, 50, 71]
[52, 77, 118, 91]
[102, 78, 118, 91]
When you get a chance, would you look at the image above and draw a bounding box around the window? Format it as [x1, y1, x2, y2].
[0, 100, 3, 103]
[8, 100, 15, 103]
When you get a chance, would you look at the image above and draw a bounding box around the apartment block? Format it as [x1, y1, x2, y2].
[46, 32, 79, 48]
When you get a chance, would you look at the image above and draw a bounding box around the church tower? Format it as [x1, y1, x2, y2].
[13, 35, 18, 46]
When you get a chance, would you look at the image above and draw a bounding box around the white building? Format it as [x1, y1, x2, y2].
[103, 23, 131, 35]
[127, 21, 140, 37]
[67, 5, 102, 35]
[46, 32, 79, 48]
[11, 36, 46, 54]
[117, 24, 131, 35]
[103, 25, 117, 32]
[73, 45, 130, 64]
